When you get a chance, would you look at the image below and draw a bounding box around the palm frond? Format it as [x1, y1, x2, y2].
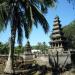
[0, 23, 3, 32]
[41, 4, 47, 13]
[17, 25, 23, 45]
[43, 0, 55, 7]
[0, 2, 9, 31]
[42, 0, 55, 13]
[23, 22, 31, 39]
[31, 4, 49, 33]
[25, 5, 34, 29]
[12, 5, 23, 45]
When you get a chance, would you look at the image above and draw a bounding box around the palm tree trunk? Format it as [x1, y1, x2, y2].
[4, 42, 14, 73]
[4, 27, 16, 74]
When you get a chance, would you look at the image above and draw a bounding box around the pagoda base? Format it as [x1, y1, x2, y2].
[22, 52, 34, 64]
[49, 47, 64, 53]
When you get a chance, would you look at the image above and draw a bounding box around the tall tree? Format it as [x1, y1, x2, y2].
[63, 20, 75, 65]
[0, 0, 56, 74]
[63, 20, 75, 49]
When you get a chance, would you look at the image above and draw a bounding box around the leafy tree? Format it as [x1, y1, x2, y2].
[0, 42, 9, 54]
[63, 20, 75, 49]
[63, 20, 75, 65]
[32, 42, 49, 53]
[14, 45, 24, 54]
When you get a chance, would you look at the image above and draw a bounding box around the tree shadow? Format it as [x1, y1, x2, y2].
[20, 64, 51, 75]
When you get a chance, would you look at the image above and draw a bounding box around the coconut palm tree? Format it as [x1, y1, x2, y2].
[0, 0, 56, 74]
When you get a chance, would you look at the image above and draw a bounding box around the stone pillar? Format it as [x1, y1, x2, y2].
[60, 43, 62, 47]
[58, 43, 59, 47]
[55, 43, 57, 47]
[52, 43, 53, 48]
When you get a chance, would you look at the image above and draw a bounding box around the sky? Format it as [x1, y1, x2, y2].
[0, 0, 75, 46]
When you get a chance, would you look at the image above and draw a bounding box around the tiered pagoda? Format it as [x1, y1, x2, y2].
[25, 41, 32, 54]
[49, 16, 67, 52]
[23, 41, 33, 62]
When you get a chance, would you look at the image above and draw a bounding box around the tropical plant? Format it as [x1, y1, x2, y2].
[0, 0, 56, 74]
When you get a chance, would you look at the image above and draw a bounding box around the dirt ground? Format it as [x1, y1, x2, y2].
[0, 56, 75, 75]
[0, 63, 75, 75]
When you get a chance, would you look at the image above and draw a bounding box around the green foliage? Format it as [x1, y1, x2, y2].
[63, 20, 75, 65]
[0, 42, 25, 54]
[0, 42, 9, 54]
[0, 0, 55, 60]
[0, 0, 56, 45]
[14, 46, 24, 54]
[63, 20, 75, 49]
[32, 42, 49, 53]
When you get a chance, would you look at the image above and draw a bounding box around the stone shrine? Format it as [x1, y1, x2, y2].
[23, 41, 33, 64]
[49, 16, 67, 52]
